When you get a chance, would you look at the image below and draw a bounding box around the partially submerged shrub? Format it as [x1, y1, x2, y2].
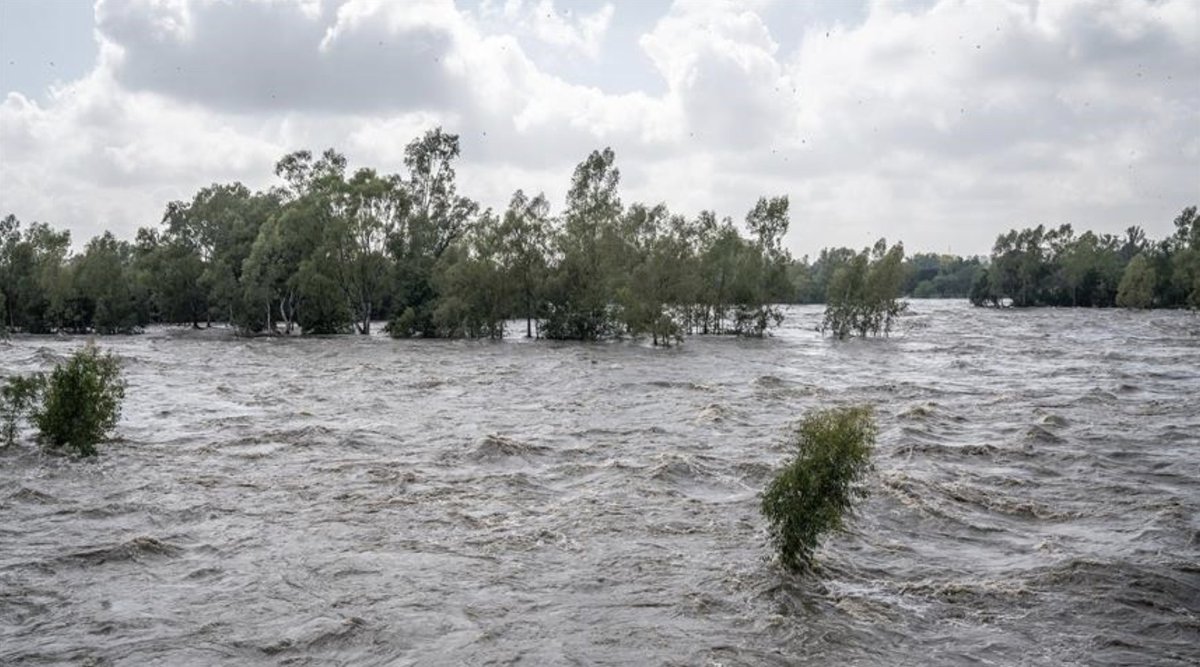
[30, 345, 126, 456]
[761, 405, 877, 572]
[1, 373, 44, 447]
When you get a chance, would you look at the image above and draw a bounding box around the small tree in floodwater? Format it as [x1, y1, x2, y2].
[1, 374, 43, 447]
[761, 405, 877, 572]
[822, 239, 907, 339]
[2, 344, 126, 456]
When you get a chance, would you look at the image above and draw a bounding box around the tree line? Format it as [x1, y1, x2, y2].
[1, 126, 1195, 340]
[1, 130, 796, 342]
[969, 207, 1200, 309]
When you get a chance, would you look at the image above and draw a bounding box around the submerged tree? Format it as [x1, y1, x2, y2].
[496, 190, 552, 338]
[972, 208, 1198, 310]
[1, 374, 43, 447]
[1, 130, 1192, 339]
[74, 232, 148, 334]
[1116, 252, 1156, 309]
[734, 195, 791, 336]
[329, 168, 406, 334]
[822, 239, 907, 339]
[34, 345, 126, 457]
[2, 345, 126, 457]
[387, 128, 479, 337]
[542, 147, 625, 340]
[761, 405, 877, 572]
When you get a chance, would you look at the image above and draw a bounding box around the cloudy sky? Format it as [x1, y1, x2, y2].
[1, 0, 1197, 257]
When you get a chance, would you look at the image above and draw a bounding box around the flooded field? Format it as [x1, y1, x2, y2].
[1, 301, 1198, 666]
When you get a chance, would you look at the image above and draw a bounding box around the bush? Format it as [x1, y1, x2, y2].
[761, 405, 877, 572]
[31, 344, 126, 456]
[1, 373, 44, 447]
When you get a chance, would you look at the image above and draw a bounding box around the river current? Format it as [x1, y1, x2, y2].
[1, 301, 1197, 666]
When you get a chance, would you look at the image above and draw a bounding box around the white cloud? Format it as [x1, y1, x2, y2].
[0, 0, 1196, 256]
[480, 0, 615, 60]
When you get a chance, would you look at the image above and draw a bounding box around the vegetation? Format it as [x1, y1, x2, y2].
[1116, 253, 1156, 309]
[969, 207, 1200, 309]
[761, 405, 877, 572]
[1, 373, 43, 447]
[0, 126, 1195, 341]
[0, 129, 795, 342]
[821, 239, 908, 339]
[0, 345, 125, 456]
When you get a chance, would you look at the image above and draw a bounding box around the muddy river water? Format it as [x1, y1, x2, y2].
[1, 301, 1197, 665]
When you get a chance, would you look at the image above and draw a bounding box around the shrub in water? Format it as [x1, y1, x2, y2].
[761, 405, 877, 572]
[32, 345, 125, 457]
[1, 374, 44, 447]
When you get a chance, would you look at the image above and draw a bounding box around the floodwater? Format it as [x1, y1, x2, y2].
[1, 301, 1197, 666]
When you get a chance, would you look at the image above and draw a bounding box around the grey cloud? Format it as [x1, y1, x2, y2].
[97, 0, 463, 113]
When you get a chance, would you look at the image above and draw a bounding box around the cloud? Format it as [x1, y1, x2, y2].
[97, 0, 462, 113]
[481, 0, 615, 60]
[0, 0, 1196, 256]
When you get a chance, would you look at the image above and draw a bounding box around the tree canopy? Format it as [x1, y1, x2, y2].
[1, 127, 1195, 341]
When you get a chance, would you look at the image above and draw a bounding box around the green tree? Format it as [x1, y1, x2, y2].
[542, 148, 624, 340]
[823, 239, 907, 338]
[496, 190, 551, 338]
[32, 345, 125, 457]
[1169, 206, 1200, 308]
[329, 168, 406, 334]
[241, 149, 349, 334]
[761, 406, 876, 572]
[617, 202, 687, 345]
[162, 182, 274, 325]
[2, 374, 43, 447]
[1116, 252, 1156, 308]
[431, 211, 510, 338]
[74, 232, 147, 333]
[387, 128, 479, 337]
[0, 217, 72, 333]
[732, 195, 791, 336]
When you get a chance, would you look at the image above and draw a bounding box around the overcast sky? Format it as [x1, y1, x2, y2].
[1, 0, 1197, 257]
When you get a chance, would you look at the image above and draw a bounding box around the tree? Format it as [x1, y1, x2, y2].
[143, 234, 208, 328]
[431, 210, 510, 338]
[761, 406, 876, 572]
[1057, 230, 1122, 307]
[1116, 252, 1156, 309]
[74, 232, 147, 333]
[387, 128, 479, 337]
[733, 195, 791, 336]
[969, 268, 1000, 307]
[542, 148, 624, 340]
[329, 168, 406, 334]
[0, 216, 72, 333]
[1169, 206, 1200, 308]
[31, 345, 125, 457]
[822, 239, 907, 339]
[617, 202, 687, 345]
[1, 374, 42, 447]
[240, 150, 349, 334]
[496, 190, 551, 338]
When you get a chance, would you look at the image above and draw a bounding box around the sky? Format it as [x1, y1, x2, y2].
[0, 0, 1197, 258]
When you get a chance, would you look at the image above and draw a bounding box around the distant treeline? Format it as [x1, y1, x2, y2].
[969, 209, 1199, 309]
[1, 127, 1196, 340]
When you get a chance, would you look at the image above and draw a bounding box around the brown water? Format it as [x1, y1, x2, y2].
[1, 301, 1198, 666]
